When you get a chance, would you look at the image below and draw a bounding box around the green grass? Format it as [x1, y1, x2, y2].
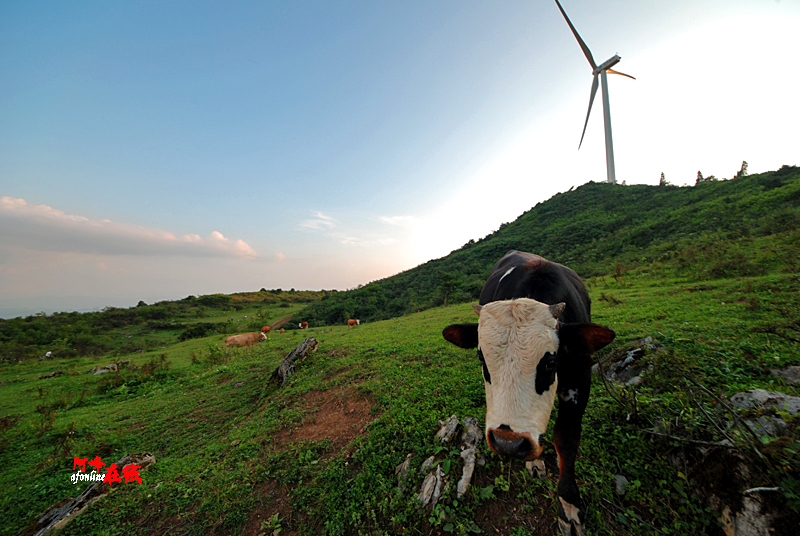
[2, 167, 799, 534]
[2, 270, 798, 535]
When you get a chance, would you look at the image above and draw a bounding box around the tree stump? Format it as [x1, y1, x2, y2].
[270, 337, 319, 385]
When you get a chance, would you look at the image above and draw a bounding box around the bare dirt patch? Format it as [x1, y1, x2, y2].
[239, 386, 378, 536]
[467, 445, 561, 535]
[240, 481, 298, 536]
[274, 385, 377, 457]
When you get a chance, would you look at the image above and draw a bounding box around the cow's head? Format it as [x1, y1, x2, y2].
[442, 298, 614, 462]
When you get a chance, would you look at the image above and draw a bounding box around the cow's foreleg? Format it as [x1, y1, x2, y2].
[554, 377, 590, 536]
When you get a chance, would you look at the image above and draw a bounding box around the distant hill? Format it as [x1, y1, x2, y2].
[292, 165, 800, 326]
[0, 289, 326, 362]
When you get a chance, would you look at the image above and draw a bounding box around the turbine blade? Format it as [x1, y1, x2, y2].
[554, 0, 597, 69]
[579, 74, 599, 149]
[606, 68, 636, 80]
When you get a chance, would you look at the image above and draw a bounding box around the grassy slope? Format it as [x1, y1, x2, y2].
[1, 270, 799, 535]
[1, 167, 799, 535]
[292, 166, 800, 326]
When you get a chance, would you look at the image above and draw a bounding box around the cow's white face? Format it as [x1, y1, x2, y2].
[475, 298, 560, 461]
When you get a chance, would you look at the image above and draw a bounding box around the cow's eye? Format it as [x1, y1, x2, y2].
[535, 352, 558, 394]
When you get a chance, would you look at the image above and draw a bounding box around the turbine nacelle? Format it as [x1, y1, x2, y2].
[593, 55, 621, 76]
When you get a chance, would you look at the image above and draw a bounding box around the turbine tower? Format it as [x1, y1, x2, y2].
[555, 0, 634, 184]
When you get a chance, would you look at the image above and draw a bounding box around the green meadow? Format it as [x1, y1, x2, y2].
[1, 168, 799, 535]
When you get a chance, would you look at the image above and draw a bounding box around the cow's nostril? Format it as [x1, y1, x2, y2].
[488, 429, 533, 460]
[513, 437, 532, 458]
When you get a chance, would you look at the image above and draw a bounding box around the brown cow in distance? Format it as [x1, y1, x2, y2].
[260, 326, 271, 334]
[347, 319, 360, 327]
[225, 331, 267, 348]
[299, 322, 309, 330]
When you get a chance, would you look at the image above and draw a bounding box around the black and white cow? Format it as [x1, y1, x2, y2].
[443, 250, 615, 536]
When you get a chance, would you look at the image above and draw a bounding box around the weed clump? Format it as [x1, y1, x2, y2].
[189, 343, 231, 367]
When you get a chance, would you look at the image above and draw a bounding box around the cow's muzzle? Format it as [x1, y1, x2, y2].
[487, 426, 543, 461]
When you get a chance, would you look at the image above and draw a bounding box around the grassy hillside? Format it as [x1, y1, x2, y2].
[0, 289, 327, 363]
[1, 166, 798, 535]
[291, 165, 800, 327]
[1, 270, 798, 535]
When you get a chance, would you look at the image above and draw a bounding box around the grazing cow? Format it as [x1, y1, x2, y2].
[299, 322, 309, 330]
[347, 319, 360, 327]
[224, 331, 267, 348]
[280, 328, 285, 335]
[260, 326, 271, 334]
[442, 251, 615, 536]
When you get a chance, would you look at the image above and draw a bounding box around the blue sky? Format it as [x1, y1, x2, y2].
[2, 0, 799, 318]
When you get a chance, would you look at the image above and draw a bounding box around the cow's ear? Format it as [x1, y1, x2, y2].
[559, 323, 615, 355]
[442, 323, 479, 349]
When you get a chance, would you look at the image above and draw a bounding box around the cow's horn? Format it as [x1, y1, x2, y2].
[549, 302, 566, 319]
[472, 303, 482, 315]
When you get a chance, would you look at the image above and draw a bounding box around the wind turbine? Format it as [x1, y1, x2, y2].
[555, 0, 634, 184]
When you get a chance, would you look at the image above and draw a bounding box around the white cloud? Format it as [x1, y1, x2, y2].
[298, 211, 337, 231]
[296, 210, 403, 249]
[0, 196, 258, 258]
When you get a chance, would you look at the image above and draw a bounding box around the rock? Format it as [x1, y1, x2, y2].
[88, 360, 130, 375]
[729, 389, 800, 415]
[744, 416, 787, 437]
[417, 465, 444, 509]
[460, 417, 481, 449]
[713, 495, 774, 536]
[456, 448, 476, 498]
[436, 415, 460, 444]
[615, 475, 629, 496]
[420, 455, 436, 474]
[39, 371, 64, 379]
[770, 366, 800, 385]
[417, 414, 483, 505]
[601, 338, 662, 384]
[395, 453, 413, 494]
[626, 375, 643, 387]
